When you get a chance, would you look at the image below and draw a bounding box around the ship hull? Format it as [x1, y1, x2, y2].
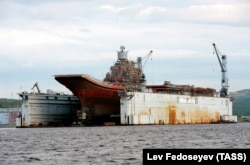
[55, 74, 125, 125]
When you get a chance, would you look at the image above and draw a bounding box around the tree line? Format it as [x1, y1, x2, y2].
[0, 98, 21, 108]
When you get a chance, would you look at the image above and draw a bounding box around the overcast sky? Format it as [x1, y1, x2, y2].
[0, 0, 249, 99]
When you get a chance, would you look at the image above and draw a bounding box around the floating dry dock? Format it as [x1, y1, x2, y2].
[55, 44, 237, 126]
[16, 86, 81, 128]
[119, 89, 236, 124]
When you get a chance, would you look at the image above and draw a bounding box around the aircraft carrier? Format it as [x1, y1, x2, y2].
[54, 43, 237, 125]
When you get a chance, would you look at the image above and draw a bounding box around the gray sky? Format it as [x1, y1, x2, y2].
[0, 0, 249, 99]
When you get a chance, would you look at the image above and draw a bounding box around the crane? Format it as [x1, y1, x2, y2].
[142, 50, 153, 68]
[31, 82, 41, 94]
[137, 50, 153, 82]
[212, 43, 228, 97]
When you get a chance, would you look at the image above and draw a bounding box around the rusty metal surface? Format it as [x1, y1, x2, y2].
[120, 92, 233, 125]
[55, 74, 123, 125]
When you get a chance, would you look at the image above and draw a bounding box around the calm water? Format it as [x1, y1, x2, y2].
[0, 123, 249, 165]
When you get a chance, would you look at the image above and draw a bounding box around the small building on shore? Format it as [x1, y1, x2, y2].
[0, 108, 21, 127]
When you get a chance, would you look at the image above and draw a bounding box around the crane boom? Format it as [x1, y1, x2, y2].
[137, 50, 153, 83]
[212, 43, 228, 97]
[31, 82, 41, 93]
[212, 43, 226, 72]
[142, 50, 153, 68]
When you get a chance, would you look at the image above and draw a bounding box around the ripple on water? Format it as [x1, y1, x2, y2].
[0, 123, 249, 164]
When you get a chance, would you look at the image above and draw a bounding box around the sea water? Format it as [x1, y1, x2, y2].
[0, 123, 249, 165]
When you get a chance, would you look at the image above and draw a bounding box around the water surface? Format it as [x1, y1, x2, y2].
[0, 123, 249, 165]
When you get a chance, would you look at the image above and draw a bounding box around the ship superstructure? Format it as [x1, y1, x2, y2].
[104, 46, 152, 90]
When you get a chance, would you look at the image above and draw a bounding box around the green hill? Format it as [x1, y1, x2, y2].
[0, 98, 21, 108]
[230, 89, 250, 116]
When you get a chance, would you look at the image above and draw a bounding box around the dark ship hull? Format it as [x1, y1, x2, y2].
[55, 74, 125, 125]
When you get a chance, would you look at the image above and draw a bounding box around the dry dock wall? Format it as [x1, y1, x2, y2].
[120, 92, 233, 125]
[18, 93, 81, 127]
